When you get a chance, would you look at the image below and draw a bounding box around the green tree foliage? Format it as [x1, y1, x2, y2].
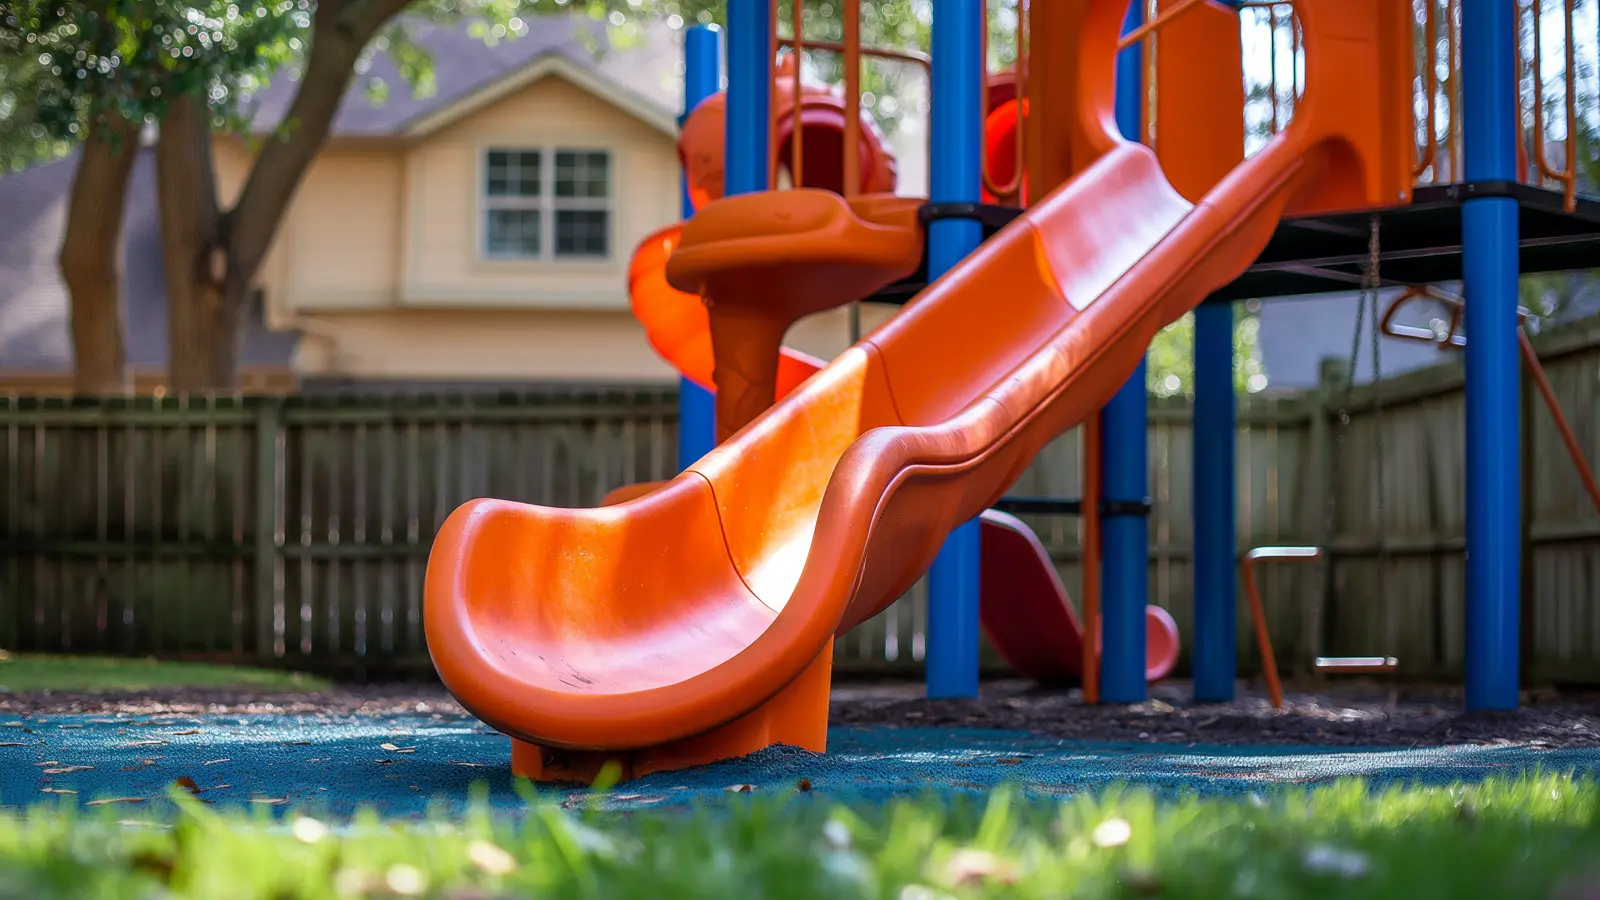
[0, 2, 308, 164]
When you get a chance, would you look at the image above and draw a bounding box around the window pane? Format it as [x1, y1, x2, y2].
[486, 209, 541, 257]
[487, 149, 541, 197]
[554, 150, 609, 199]
[555, 209, 608, 257]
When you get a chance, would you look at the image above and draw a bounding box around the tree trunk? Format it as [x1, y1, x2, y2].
[156, 93, 233, 391]
[58, 118, 138, 395]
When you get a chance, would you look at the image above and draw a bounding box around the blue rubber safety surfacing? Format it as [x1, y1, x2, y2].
[2, 713, 1596, 819]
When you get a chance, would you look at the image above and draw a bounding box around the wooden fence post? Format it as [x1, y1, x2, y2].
[253, 399, 282, 665]
[1519, 349, 1536, 688]
[1301, 356, 1348, 676]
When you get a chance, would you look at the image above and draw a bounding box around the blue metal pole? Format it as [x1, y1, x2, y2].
[676, 25, 721, 471]
[925, 0, 984, 699]
[1098, 0, 1150, 704]
[1461, 0, 1521, 710]
[1191, 301, 1237, 701]
[724, 0, 771, 198]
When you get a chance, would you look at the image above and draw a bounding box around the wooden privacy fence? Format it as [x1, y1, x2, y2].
[2, 319, 1599, 683]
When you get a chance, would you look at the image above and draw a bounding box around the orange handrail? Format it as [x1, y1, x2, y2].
[1415, 0, 1439, 178]
[1378, 285, 1468, 349]
[1115, 0, 1209, 50]
[1381, 287, 1600, 519]
[842, 0, 861, 198]
[771, 34, 930, 195]
[1447, 0, 1462, 179]
[1529, 0, 1579, 211]
[1520, 328, 1600, 517]
[1240, 545, 1320, 709]
[980, 0, 1026, 202]
[789, 0, 804, 188]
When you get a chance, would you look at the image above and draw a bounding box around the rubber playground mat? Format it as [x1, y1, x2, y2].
[2, 712, 1596, 819]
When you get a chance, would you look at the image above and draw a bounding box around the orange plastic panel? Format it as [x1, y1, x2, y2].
[1152, 0, 1245, 202]
[665, 190, 922, 441]
[427, 0, 1398, 781]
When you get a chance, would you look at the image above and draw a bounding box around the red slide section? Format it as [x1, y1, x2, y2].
[979, 510, 1178, 683]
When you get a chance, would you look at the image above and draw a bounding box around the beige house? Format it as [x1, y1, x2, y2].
[228, 17, 891, 388]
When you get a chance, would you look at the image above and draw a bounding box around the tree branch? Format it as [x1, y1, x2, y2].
[59, 116, 139, 394]
[226, 0, 413, 278]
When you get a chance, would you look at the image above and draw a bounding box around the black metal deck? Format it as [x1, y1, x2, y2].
[867, 182, 1600, 306]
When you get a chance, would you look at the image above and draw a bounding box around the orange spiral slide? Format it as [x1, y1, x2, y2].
[425, 0, 1412, 782]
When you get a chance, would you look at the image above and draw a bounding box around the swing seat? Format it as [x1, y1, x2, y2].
[1314, 656, 1399, 673]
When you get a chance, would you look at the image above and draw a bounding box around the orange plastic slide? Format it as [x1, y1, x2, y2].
[627, 207, 1181, 688]
[425, 0, 1409, 781]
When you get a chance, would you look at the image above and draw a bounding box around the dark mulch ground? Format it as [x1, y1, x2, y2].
[4, 678, 1598, 749]
[830, 679, 1600, 749]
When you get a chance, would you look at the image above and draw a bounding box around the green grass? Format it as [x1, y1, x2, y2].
[1, 774, 1598, 898]
[0, 652, 329, 694]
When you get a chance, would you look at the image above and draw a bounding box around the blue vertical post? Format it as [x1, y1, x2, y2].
[1191, 302, 1237, 701]
[1461, 0, 1521, 710]
[924, 0, 984, 699]
[676, 25, 722, 471]
[1098, 0, 1150, 704]
[724, 0, 771, 198]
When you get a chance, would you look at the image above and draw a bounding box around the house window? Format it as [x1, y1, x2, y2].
[483, 148, 611, 260]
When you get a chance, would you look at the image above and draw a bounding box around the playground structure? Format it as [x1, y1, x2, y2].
[423, 0, 1600, 781]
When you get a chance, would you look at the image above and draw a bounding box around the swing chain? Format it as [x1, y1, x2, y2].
[1318, 214, 1385, 670]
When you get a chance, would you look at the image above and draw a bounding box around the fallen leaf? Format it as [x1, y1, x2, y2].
[40, 788, 77, 795]
[210, 784, 233, 791]
[167, 729, 202, 736]
[174, 777, 202, 795]
[467, 839, 517, 876]
[996, 758, 1023, 765]
[86, 797, 145, 806]
[1092, 818, 1132, 848]
[58, 724, 82, 730]
[117, 740, 167, 749]
[42, 765, 93, 774]
[33, 761, 60, 767]
[250, 796, 289, 806]
[726, 784, 754, 793]
[797, 778, 813, 792]
[449, 761, 485, 767]
[379, 742, 417, 753]
[202, 758, 230, 766]
[284, 741, 310, 746]
[942, 849, 1017, 886]
[0, 742, 26, 747]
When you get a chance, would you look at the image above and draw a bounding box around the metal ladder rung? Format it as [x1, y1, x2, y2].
[1314, 656, 1399, 673]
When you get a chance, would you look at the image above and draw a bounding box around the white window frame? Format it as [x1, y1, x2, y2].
[479, 146, 614, 263]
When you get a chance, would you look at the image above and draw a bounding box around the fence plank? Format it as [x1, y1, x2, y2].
[3, 323, 1600, 684]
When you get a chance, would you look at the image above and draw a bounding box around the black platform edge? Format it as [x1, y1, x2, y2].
[991, 497, 1152, 517]
[1206, 180, 1600, 303]
[860, 183, 1600, 307]
[865, 202, 1025, 306]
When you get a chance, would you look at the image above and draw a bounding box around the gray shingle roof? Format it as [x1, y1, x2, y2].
[242, 16, 678, 136]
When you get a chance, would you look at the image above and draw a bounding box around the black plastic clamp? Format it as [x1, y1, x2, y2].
[917, 202, 1025, 232]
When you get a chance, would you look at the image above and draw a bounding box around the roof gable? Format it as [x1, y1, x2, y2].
[239, 16, 681, 141]
[400, 51, 678, 139]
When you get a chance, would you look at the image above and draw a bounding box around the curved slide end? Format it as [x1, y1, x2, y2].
[978, 510, 1179, 684]
[424, 476, 835, 783]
